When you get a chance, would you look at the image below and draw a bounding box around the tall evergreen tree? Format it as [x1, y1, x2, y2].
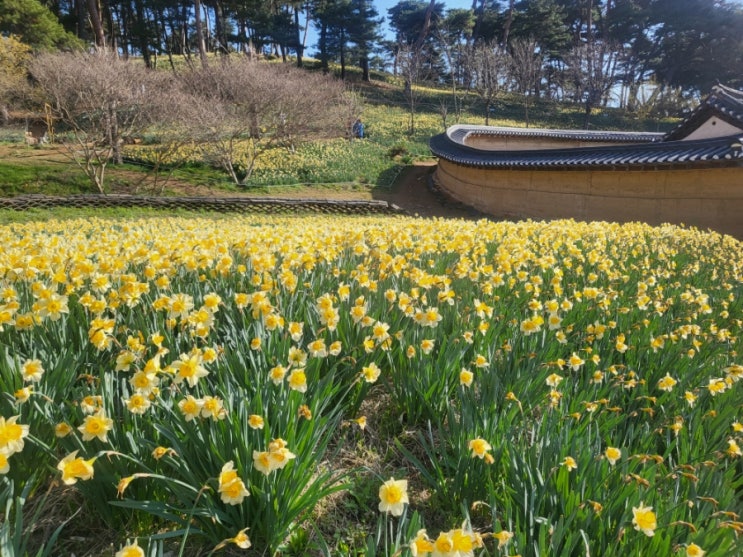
[348, 0, 382, 81]
[312, 0, 352, 77]
[648, 0, 743, 92]
[388, 1, 446, 79]
[0, 0, 81, 49]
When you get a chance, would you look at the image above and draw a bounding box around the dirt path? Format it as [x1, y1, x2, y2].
[374, 162, 480, 219]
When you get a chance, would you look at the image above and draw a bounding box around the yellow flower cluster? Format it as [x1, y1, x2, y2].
[0, 214, 740, 553]
[252, 438, 296, 476]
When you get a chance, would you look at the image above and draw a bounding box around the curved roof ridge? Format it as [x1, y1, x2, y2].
[446, 123, 663, 144]
[664, 84, 743, 141]
[713, 84, 743, 101]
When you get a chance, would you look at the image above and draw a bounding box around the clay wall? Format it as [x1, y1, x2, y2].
[434, 160, 743, 239]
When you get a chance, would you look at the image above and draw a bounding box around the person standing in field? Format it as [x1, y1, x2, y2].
[352, 118, 365, 139]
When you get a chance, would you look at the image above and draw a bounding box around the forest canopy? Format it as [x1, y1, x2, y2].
[1, 0, 742, 121]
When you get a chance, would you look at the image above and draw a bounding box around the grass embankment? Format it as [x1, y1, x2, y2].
[0, 215, 741, 556]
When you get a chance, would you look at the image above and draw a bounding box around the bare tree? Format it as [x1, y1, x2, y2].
[178, 58, 351, 186]
[397, 43, 430, 135]
[435, 14, 474, 125]
[563, 40, 621, 127]
[30, 50, 169, 193]
[469, 40, 508, 125]
[136, 86, 201, 194]
[508, 37, 543, 127]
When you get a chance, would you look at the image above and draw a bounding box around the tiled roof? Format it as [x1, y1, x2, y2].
[664, 84, 743, 141]
[431, 86, 743, 169]
[430, 131, 743, 169]
[448, 124, 664, 144]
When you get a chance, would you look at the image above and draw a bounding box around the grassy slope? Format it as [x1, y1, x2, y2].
[0, 72, 677, 198]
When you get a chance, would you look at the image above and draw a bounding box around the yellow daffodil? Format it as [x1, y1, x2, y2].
[361, 363, 381, 383]
[410, 529, 434, 556]
[230, 528, 251, 549]
[78, 410, 114, 442]
[632, 502, 657, 536]
[171, 352, 208, 388]
[686, 543, 705, 557]
[605, 447, 621, 465]
[115, 540, 144, 557]
[20, 359, 44, 382]
[248, 414, 265, 429]
[57, 450, 96, 485]
[493, 529, 514, 548]
[562, 456, 577, 471]
[468, 438, 492, 459]
[657, 373, 678, 392]
[178, 395, 203, 421]
[218, 461, 250, 505]
[55, 422, 72, 438]
[378, 477, 408, 516]
[288, 368, 308, 392]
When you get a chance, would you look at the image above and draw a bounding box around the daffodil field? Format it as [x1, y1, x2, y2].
[0, 215, 741, 556]
[124, 108, 463, 189]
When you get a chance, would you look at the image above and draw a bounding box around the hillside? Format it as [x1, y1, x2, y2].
[0, 77, 677, 203]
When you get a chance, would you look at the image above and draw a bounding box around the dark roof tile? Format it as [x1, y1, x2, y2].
[664, 85, 743, 141]
[430, 130, 743, 169]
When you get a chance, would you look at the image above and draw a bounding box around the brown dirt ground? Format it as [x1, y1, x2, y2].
[372, 161, 481, 219]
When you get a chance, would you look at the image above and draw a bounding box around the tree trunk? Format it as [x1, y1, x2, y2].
[108, 101, 123, 165]
[294, 7, 303, 67]
[103, 1, 117, 53]
[339, 28, 346, 80]
[114, 2, 129, 58]
[414, 0, 437, 52]
[134, 0, 151, 67]
[213, 0, 227, 54]
[75, 0, 87, 40]
[472, 0, 486, 42]
[86, 0, 106, 48]
[319, 21, 329, 73]
[502, 0, 514, 46]
[194, 0, 209, 68]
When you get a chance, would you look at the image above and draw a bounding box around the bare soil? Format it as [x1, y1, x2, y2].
[372, 161, 481, 219]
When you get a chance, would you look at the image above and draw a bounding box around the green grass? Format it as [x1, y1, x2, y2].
[0, 155, 94, 196]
